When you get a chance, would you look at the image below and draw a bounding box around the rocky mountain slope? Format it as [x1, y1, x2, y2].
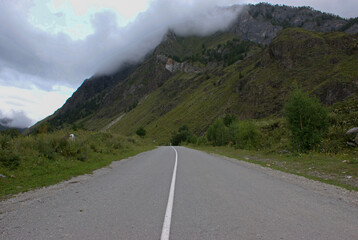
[229, 3, 352, 45]
[36, 3, 358, 143]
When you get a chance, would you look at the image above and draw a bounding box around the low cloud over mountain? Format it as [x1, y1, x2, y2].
[0, 0, 240, 90]
[0, 110, 33, 128]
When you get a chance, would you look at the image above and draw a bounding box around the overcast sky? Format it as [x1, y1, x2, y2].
[0, 0, 357, 128]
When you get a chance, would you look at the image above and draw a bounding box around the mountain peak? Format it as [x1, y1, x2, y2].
[228, 3, 350, 45]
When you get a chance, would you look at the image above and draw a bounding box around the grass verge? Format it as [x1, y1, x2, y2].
[190, 145, 358, 191]
[0, 130, 155, 200]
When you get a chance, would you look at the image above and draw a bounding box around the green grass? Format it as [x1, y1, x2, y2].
[0, 130, 155, 199]
[190, 145, 358, 191]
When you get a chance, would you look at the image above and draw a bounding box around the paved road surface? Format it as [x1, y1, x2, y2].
[1, 146, 358, 239]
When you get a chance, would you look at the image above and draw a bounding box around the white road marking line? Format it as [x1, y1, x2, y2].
[160, 146, 178, 240]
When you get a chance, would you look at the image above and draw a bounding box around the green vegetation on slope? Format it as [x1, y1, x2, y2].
[186, 90, 358, 190]
[155, 32, 238, 61]
[37, 27, 358, 153]
[107, 29, 357, 146]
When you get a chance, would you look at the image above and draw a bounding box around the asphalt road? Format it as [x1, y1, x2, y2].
[1, 146, 358, 239]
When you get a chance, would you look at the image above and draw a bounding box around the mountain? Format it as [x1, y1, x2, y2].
[35, 3, 358, 143]
[0, 123, 27, 133]
[229, 3, 350, 44]
[0, 124, 7, 131]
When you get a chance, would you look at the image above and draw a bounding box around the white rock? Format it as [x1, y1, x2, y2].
[346, 127, 358, 135]
[69, 134, 76, 141]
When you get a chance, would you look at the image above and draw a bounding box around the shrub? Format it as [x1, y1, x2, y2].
[170, 125, 195, 145]
[36, 122, 54, 134]
[223, 114, 237, 127]
[284, 89, 329, 152]
[0, 134, 20, 169]
[0, 134, 11, 150]
[136, 127, 146, 138]
[187, 135, 197, 144]
[37, 137, 56, 159]
[197, 136, 208, 145]
[230, 120, 260, 149]
[207, 119, 229, 146]
[0, 149, 20, 169]
[1, 129, 21, 138]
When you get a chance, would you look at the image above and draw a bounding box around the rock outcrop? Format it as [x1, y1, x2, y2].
[346, 127, 358, 146]
[165, 58, 201, 73]
[230, 3, 350, 45]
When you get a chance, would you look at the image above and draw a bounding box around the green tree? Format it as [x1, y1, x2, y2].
[136, 127, 146, 138]
[229, 120, 260, 149]
[223, 114, 237, 127]
[2, 129, 21, 138]
[170, 125, 195, 145]
[284, 89, 328, 152]
[207, 119, 229, 146]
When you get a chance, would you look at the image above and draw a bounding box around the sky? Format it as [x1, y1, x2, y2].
[0, 0, 357, 128]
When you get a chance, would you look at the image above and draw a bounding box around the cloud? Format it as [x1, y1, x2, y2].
[4, 0, 355, 92]
[52, 0, 149, 21]
[0, 0, 240, 91]
[0, 85, 73, 126]
[0, 110, 33, 128]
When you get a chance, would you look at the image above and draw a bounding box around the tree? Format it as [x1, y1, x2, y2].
[284, 89, 328, 152]
[36, 122, 54, 134]
[206, 119, 229, 146]
[229, 120, 260, 149]
[136, 127, 146, 138]
[2, 129, 21, 138]
[223, 114, 237, 127]
[170, 125, 195, 145]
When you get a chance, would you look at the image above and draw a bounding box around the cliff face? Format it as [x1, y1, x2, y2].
[229, 3, 350, 45]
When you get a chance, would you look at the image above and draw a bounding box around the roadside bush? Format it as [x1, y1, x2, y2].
[207, 119, 229, 146]
[0, 149, 20, 169]
[0, 134, 11, 150]
[187, 135, 197, 144]
[230, 120, 260, 149]
[197, 136, 208, 145]
[258, 119, 290, 151]
[0, 134, 20, 169]
[284, 89, 328, 152]
[170, 125, 195, 145]
[34, 133, 88, 161]
[37, 137, 56, 159]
